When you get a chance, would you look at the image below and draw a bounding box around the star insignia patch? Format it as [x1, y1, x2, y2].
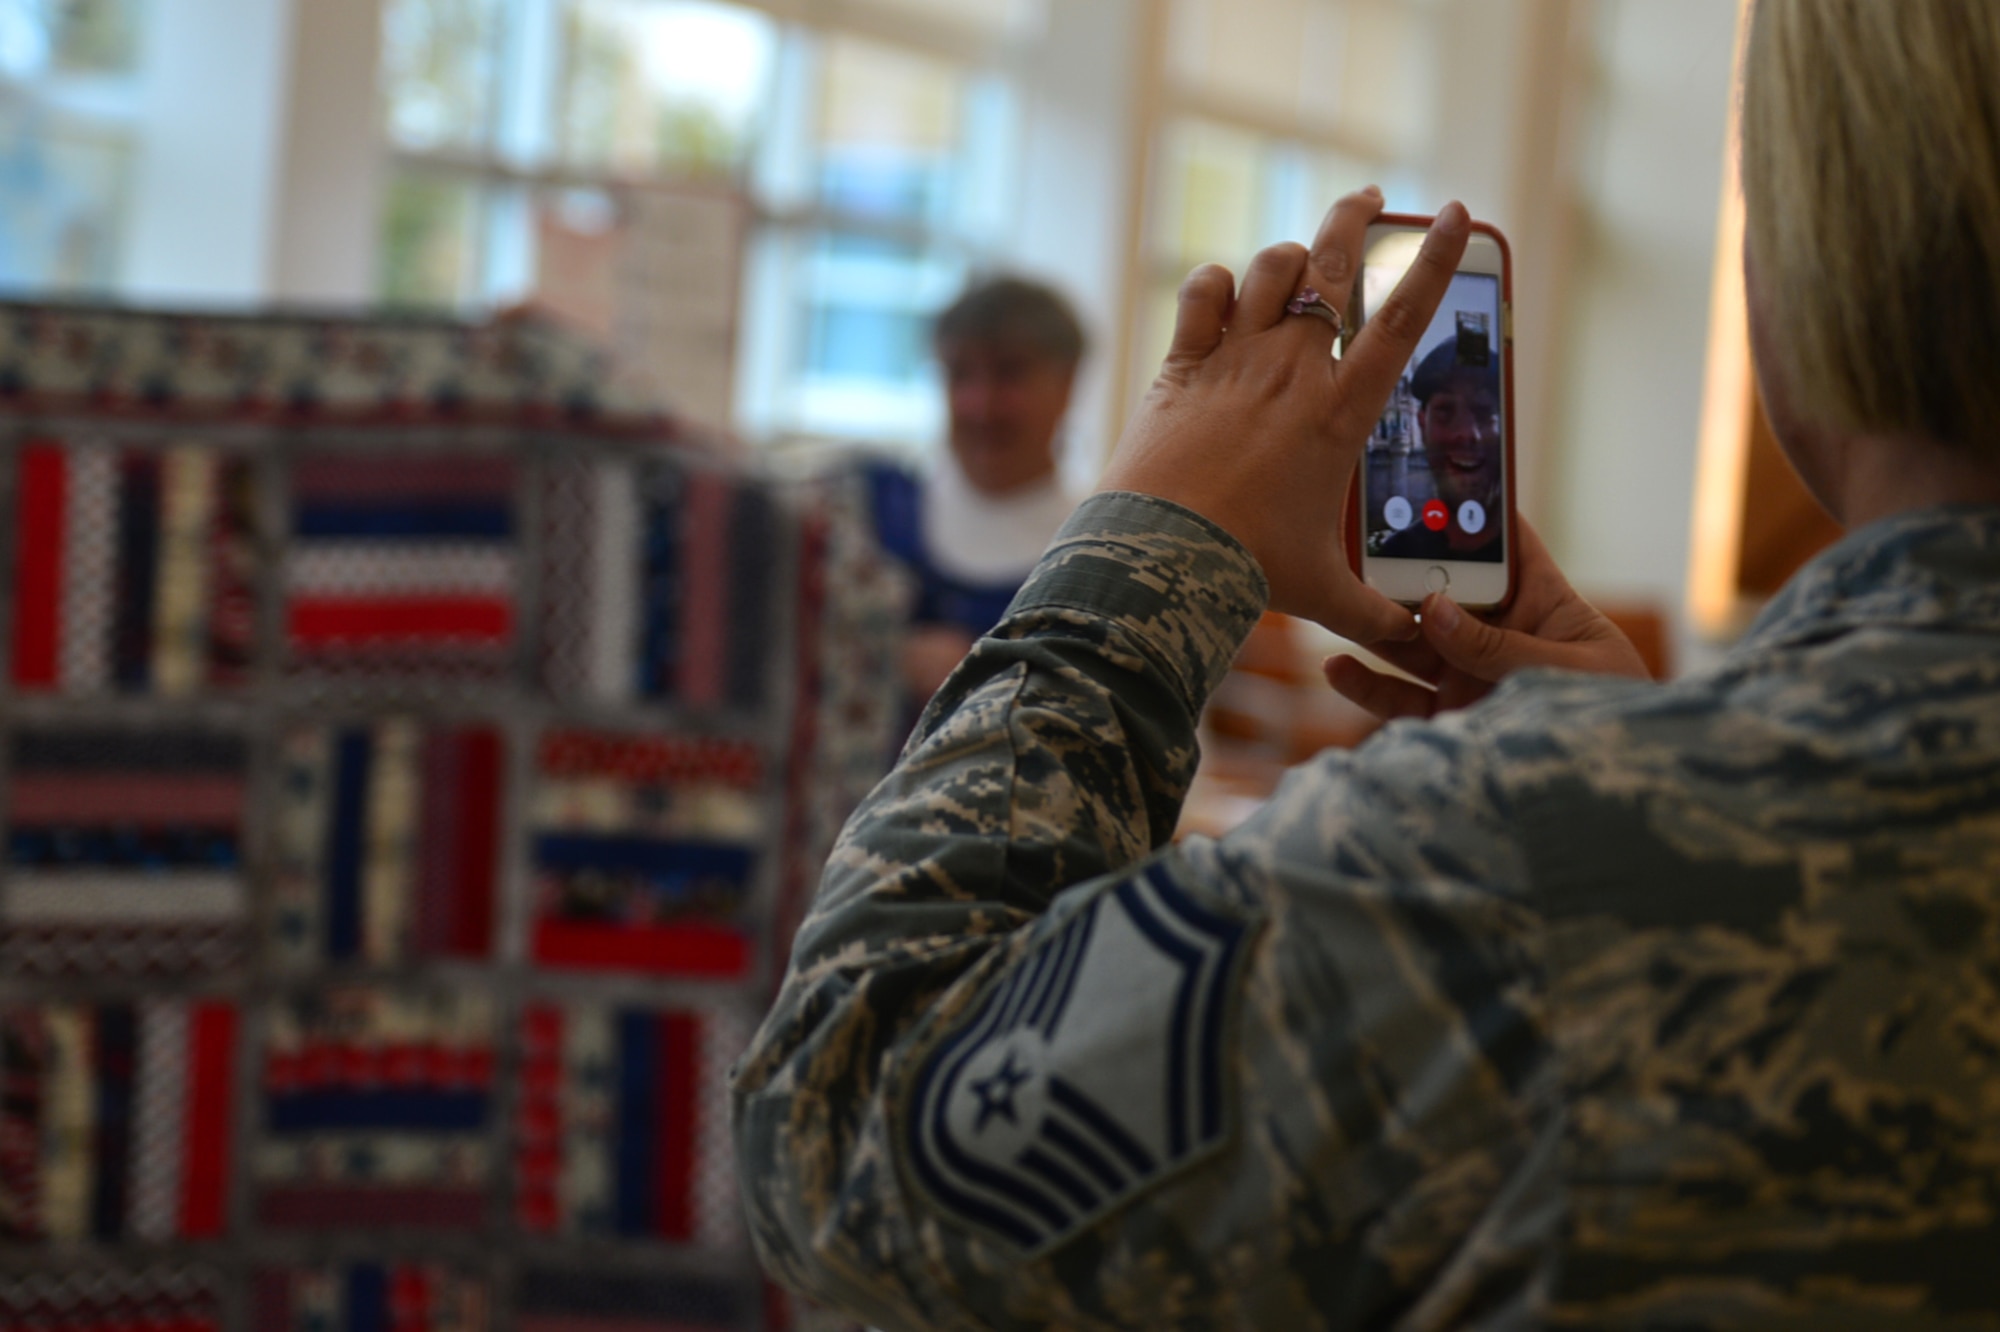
[903, 861, 1260, 1254]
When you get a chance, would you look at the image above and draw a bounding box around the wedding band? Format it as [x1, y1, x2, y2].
[1285, 286, 1344, 336]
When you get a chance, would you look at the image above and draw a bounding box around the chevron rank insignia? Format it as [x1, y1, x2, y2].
[903, 861, 1261, 1254]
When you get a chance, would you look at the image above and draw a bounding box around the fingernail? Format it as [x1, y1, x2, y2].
[1427, 594, 1462, 635]
[1363, 184, 1383, 199]
[1439, 201, 1469, 230]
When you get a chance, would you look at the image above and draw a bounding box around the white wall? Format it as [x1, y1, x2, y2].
[119, 0, 384, 309]
[122, 0, 298, 305]
[1542, 0, 1738, 636]
[267, 0, 388, 305]
[1004, 0, 1144, 482]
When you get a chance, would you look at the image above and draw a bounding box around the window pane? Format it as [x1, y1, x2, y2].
[382, 0, 506, 151]
[0, 107, 132, 291]
[1167, 0, 1344, 129]
[558, 0, 775, 179]
[1166, 0, 1431, 158]
[1263, 141, 1373, 246]
[817, 35, 960, 223]
[0, 0, 144, 79]
[802, 234, 934, 384]
[377, 168, 482, 307]
[1153, 117, 1264, 267]
[742, 227, 962, 445]
[840, 0, 1044, 45]
[1128, 278, 1181, 420]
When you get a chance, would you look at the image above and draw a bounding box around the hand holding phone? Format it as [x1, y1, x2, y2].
[1346, 215, 1517, 611]
[1095, 192, 1472, 643]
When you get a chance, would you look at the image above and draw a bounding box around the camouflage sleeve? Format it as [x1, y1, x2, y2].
[733, 492, 1551, 1330]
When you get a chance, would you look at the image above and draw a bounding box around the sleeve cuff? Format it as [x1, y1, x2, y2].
[1001, 491, 1270, 712]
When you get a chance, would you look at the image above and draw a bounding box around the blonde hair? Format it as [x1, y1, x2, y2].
[1741, 0, 2000, 449]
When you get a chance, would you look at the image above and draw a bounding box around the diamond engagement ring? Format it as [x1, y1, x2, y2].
[1285, 286, 1344, 336]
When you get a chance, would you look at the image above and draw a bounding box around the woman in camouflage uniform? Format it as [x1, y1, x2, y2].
[736, 2, 2000, 1327]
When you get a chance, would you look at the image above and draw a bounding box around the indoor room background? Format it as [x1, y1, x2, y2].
[0, 2, 1763, 1330]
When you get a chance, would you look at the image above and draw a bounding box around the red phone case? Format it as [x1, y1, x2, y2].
[1343, 213, 1519, 613]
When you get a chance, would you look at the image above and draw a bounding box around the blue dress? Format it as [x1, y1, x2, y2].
[861, 460, 1026, 640]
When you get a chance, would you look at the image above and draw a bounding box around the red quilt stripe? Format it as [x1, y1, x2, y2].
[179, 1002, 238, 1237]
[676, 472, 729, 708]
[655, 1011, 698, 1241]
[9, 774, 245, 827]
[287, 597, 513, 644]
[292, 455, 516, 501]
[256, 1184, 484, 1229]
[11, 444, 67, 687]
[531, 921, 750, 978]
[536, 731, 763, 790]
[451, 727, 503, 957]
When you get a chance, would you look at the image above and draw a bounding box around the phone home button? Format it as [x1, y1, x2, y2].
[1423, 565, 1451, 595]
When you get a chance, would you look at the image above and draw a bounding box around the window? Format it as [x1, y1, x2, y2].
[1128, 0, 1436, 412]
[377, 0, 1024, 451]
[0, 0, 146, 294]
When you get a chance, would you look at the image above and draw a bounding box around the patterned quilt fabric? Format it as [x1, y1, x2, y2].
[9, 441, 255, 696]
[285, 454, 518, 677]
[0, 1000, 238, 1242]
[4, 726, 249, 974]
[528, 731, 763, 979]
[272, 720, 505, 966]
[255, 989, 494, 1231]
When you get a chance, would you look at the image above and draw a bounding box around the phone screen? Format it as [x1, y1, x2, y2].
[1360, 267, 1506, 566]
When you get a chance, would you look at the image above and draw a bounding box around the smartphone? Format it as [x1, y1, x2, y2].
[1345, 214, 1516, 611]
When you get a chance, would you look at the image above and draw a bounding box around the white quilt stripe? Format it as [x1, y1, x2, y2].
[285, 545, 516, 595]
[3, 874, 246, 924]
[129, 1000, 188, 1241]
[59, 444, 116, 694]
[587, 461, 639, 704]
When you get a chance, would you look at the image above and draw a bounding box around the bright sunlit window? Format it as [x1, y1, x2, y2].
[0, 0, 145, 294]
[377, 0, 1020, 451]
[1130, 0, 1435, 411]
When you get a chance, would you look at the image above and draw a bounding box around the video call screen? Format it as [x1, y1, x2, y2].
[1362, 271, 1505, 565]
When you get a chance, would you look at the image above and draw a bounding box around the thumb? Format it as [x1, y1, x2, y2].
[1295, 558, 1419, 645]
[1420, 593, 1544, 683]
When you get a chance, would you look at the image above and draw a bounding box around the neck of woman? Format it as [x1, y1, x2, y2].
[1830, 430, 2000, 529]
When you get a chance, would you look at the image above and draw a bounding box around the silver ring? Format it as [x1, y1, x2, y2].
[1285, 286, 1344, 337]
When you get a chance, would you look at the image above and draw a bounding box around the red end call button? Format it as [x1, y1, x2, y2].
[1422, 499, 1449, 531]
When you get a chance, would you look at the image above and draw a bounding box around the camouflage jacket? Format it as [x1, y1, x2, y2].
[733, 492, 2000, 1330]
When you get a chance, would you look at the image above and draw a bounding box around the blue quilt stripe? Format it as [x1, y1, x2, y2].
[326, 729, 371, 961]
[8, 828, 240, 867]
[640, 493, 679, 698]
[534, 835, 753, 885]
[294, 502, 511, 539]
[112, 455, 158, 690]
[346, 1264, 388, 1332]
[615, 1010, 658, 1236]
[90, 1003, 135, 1241]
[266, 1090, 488, 1133]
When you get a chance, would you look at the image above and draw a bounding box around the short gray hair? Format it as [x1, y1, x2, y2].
[933, 276, 1087, 367]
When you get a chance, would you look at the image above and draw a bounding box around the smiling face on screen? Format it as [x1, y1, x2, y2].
[1416, 369, 1502, 518]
